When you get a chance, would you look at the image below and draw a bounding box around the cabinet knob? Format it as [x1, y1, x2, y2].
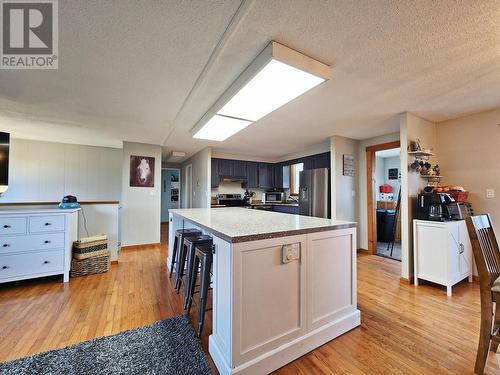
[2, 244, 10, 247]
[3, 224, 10, 229]
[44, 240, 51, 244]
[2, 265, 9, 270]
[43, 261, 50, 264]
[44, 222, 52, 226]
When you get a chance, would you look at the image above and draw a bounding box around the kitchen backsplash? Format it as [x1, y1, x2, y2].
[211, 181, 266, 201]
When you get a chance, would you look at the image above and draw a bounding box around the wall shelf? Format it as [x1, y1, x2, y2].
[408, 151, 434, 156]
[420, 175, 444, 179]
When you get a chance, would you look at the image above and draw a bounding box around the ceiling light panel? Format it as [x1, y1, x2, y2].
[191, 41, 331, 141]
[193, 115, 252, 142]
[217, 59, 325, 121]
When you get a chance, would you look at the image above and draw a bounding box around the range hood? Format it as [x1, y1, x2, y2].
[220, 175, 248, 183]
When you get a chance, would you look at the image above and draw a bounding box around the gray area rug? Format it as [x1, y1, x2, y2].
[0, 316, 211, 375]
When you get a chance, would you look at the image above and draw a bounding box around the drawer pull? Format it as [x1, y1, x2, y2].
[44, 222, 52, 226]
[43, 261, 50, 264]
[2, 265, 9, 270]
[44, 240, 51, 244]
[2, 243, 10, 247]
[3, 224, 11, 229]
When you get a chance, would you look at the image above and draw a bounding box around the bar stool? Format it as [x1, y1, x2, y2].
[182, 235, 213, 308]
[186, 243, 214, 337]
[174, 234, 212, 293]
[169, 229, 201, 278]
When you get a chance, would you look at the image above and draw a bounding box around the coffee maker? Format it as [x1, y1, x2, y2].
[417, 192, 456, 221]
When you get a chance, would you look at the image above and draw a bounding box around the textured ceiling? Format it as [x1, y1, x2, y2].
[1, 1, 500, 159]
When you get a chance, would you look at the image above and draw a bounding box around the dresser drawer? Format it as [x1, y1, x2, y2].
[0, 233, 65, 254]
[0, 217, 27, 236]
[29, 215, 65, 233]
[0, 250, 64, 280]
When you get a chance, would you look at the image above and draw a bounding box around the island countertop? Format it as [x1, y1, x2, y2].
[169, 207, 356, 243]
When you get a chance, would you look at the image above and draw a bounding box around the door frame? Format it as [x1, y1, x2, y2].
[185, 164, 193, 208]
[366, 140, 401, 254]
[161, 168, 180, 223]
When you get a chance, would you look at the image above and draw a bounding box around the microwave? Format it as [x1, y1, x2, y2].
[263, 192, 285, 203]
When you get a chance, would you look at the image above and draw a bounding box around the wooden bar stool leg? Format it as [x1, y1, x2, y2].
[475, 298, 493, 374]
[168, 235, 178, 278]
[197, 257, 211, 338]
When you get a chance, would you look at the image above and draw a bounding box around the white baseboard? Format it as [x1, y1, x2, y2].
[209, 309, 361, 375]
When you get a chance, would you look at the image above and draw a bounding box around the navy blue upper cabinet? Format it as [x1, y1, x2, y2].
[313, 152, 331, 169]
[246, 162, 259, 188]
[258, 163, 274, 189]
[211, 158, 219, 188]
[232, 160, 247, 177]
[218, 159, 233, 176]
[273, 164, 283, 189]
[303, 157, 314, 170]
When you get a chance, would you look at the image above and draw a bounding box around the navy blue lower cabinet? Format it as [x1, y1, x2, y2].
[272, 206, 299, 214]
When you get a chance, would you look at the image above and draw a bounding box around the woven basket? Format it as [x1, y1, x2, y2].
[71, 252, 110, 277]
[73, 240, 108, 260]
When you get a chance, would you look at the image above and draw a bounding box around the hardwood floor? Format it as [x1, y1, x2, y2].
[0, 224, 498, 374]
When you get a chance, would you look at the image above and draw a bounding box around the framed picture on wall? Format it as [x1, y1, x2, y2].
[388, 168, 399, 180]
[130, 155, 155, 187]
[343, 154, 354, 177]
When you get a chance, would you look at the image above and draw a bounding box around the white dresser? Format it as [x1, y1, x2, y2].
[0, 208, 79, 283]
[413, 219, 473, 296]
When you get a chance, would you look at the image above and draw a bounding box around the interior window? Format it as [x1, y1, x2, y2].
[290, 163, 304, 195]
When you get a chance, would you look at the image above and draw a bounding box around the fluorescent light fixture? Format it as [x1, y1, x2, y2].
[191, 41, 330, 141]
[218, 60, 325, 121]
[193, 115, 252, 141]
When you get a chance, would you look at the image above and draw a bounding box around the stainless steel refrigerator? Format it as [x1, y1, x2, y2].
[299, 168, 330, 218]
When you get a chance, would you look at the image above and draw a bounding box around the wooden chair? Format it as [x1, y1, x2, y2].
[466, 215, 500, 374]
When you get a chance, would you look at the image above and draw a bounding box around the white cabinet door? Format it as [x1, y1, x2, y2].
[415, 222, 447, 284]
[458, 221, 472, 277]
[447, 222, 460, 281]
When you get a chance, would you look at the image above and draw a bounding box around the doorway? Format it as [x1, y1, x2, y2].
[366, 141, 401, 260]
[160, 168, 180, 223]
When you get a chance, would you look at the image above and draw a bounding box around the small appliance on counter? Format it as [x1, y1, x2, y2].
[59, 195, 81, 209]
[263, 189, 285, 203]
[416, 192, 462, 221]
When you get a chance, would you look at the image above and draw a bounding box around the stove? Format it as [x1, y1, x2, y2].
[216, 194, 247, 207]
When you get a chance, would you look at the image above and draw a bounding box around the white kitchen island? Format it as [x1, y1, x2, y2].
[168, 208, 360, 375]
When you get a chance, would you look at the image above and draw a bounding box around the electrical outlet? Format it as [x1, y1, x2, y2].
[486, 189, 495, 199]
[282, 243, 300, 264]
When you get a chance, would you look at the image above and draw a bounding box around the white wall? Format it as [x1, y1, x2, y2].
[276, 139, 331, 163]
[121, 141, 162, 247]
[374, 156, 385, 200]
[436, 107, 500, 234]
[181, 147, 211, 209]
[400, 112, 437, 280]
[383, 156, 401, 194]
[1, 138, 122, 202]
[330, 136, 358, 222]
[357, 132, 400, 250]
